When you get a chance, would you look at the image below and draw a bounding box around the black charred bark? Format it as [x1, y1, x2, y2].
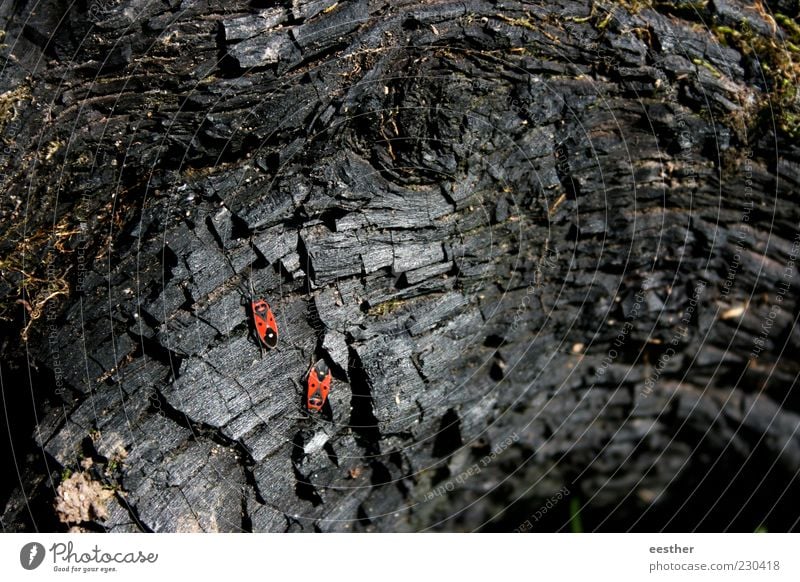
[2, 0, 800, 532]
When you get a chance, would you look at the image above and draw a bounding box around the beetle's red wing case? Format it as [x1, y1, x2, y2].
[263, 306, 278, 348]
[251, 300, 278, 349]
[318, 372, 331, 403]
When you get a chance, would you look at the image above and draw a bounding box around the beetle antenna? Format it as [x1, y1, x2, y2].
[249, 267, 256, 301]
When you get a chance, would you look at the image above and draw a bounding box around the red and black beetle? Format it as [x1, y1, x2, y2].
[250, 298, 278, 350]
[306, 360, 332, 413]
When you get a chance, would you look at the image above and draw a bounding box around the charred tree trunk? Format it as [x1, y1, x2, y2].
[2, 0, 800, 532]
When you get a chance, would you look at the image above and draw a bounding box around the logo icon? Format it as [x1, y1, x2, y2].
[20, 542, 46, 570]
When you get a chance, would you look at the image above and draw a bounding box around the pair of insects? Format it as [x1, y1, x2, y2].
[247, 295, 331, 413]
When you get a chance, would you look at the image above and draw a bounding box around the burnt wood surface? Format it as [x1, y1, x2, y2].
[1, 0, 800, 532]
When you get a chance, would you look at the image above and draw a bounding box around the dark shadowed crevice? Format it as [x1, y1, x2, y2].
[323, 441, 339, 467]
[0, 356, 72, 518]
[240, 494, 252, 533]
[483, 334, 506, 348]
[432, 408, 463, 459]
[356, 504, 372, 527]
[347, 346, 382, 456]
[370, 461, 392, 487]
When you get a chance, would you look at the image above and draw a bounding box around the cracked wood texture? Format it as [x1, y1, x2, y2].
[2, 0, 800, 532]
